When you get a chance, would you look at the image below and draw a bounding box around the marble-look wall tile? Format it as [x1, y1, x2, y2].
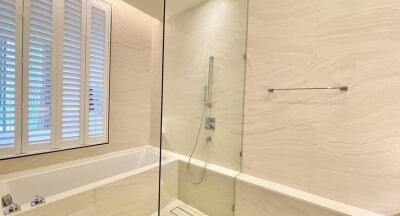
[149, 21, 164, 148]
[178, 161, 235, 216]
[95, 168, 159, 216]
[69, 207, 95, 216]
[162, 0, 247, 171]
[108, 0, 155, 148]
[243, 0, 400, 214]
[160, 161, 179, 208]
[235, 180, 345, 216]
[18, 191, 95, 216]
[0, 0, 157, 175]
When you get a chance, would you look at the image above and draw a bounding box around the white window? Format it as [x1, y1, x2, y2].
[0, 0, 111, 158]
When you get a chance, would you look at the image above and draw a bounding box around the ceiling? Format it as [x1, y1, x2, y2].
[122, 0, 207, 21]
[166, 0, 207, 18]
[122, 0, 164, 20]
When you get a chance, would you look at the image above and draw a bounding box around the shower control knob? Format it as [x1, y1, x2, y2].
[205, 117, 216, 130]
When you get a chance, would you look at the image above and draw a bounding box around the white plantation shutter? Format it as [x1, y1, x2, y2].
[26, 0, 53, 146]
[0, 0, 22, 156]
[0, 0, 16, 148]
[0, 0, 111, 158]
[61, 0, 85, 144]
[85, 0, 110, 144]
[88, 8, 105, 137]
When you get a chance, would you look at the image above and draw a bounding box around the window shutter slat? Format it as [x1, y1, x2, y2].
[27, 0, 53, 145]
[62, 0, 82, 141]
[0, 0, 17, 148]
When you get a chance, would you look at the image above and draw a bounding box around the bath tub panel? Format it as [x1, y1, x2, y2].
[70, 207, 95, 216]
[17, 190, 95, 216]
[235, 179, 346, 216]
[94, 167, 159, 216]
[0, 148, 166, 216]
[6, 150, 159, 206]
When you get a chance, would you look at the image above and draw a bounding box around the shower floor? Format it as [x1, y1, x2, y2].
[154, 200, 207, 216]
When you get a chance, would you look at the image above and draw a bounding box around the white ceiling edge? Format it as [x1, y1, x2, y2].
[122, 0, 207, 21]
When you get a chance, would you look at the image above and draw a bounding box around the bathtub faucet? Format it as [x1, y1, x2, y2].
[31, 195, 46, 207]
[2, 194, 19, 215]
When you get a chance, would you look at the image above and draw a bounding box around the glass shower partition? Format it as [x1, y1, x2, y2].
[159, 0, 248, 215]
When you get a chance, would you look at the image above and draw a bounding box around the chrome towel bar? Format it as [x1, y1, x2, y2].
[268, 86, 349, 93]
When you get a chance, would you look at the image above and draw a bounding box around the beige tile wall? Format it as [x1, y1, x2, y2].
[235, 180, 345, 216]
[162, 0, 247, 171]
[242, 0, 400, 214]
[94, 167, 159, 216]
[149, 21, 164, 148]
[178, 161, 235, 216]
[0, 0, 157, 175]
[19, 191, 96, 216]
[160, 161, 179, 209]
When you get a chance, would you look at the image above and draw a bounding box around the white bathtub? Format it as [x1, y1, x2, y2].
[0, 146, 172, 215]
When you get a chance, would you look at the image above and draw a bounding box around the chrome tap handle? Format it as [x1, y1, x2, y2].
[31, 195, 45, 207]
[3, 203, 19, 215]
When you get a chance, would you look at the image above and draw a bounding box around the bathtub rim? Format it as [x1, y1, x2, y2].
[0, 145, 168, 182]
[148, 146, 241, 178]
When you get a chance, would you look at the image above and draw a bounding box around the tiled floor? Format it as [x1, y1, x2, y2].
[152, 200, 207, 216]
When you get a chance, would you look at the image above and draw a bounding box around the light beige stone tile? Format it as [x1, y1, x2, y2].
[243, 0, 400, 214]
[18, 191, 95, 216]
[235, 180, 346, 216]
[94, 168, 159, 216]
[160, 161, 179, 208]
[178, 161, 235, 216]
[157, 200, 207, 216]
[69, 207, 95, 216]
[149, 21, 164, 148]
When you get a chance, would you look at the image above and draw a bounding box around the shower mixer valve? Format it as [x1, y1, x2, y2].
[205, 117, 216, 130]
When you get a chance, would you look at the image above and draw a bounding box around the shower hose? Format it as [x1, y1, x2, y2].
[187, 104, 210, 185]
